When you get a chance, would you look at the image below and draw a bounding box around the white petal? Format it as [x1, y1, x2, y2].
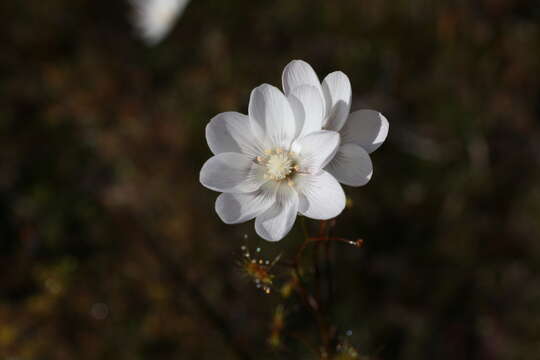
[130, 0, 190, 45]
[325, 144, 373, 187]
[287, 85, 325, 138]
[255, 185, 299, 242]
[206, 112, 264, 157]
[321, 71, 352, 131]
[282, 60, 324, 103]
[296, 171, 346, 220]
[291, 131, 340, 174]
[340, 110, 389, 154]
[248, 84, 296, 149]
[200, 153, 264, 193]
[215, 190, 275, 224]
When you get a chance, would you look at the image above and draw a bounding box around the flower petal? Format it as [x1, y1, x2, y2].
[206, 112, 264, 157]
[325, 143, 373, 187]
[255, 184, 298, 242]
[291, 130, 340, 174]
[248, 84, 296, 149]
[130, 0, 190, 45]
[296, 171, 346, 220]
[321, 71, 352, 131]
[340, 110, 389, 154]
[282, 60, 324, 101]
[287, 85, 324, 138]
[200, 153, 264, 193]
[215, 189, 275, 224]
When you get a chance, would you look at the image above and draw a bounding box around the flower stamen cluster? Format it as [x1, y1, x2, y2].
[257, 148, 299, 184]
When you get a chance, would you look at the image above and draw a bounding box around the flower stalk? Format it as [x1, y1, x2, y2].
[289, 218, 364, 359]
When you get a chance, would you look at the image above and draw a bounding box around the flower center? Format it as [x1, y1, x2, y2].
[266, 153, 293, 180]
[257, 149, 299, 182]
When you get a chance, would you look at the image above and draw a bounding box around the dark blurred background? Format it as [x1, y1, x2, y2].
[2, 0, 540, 359]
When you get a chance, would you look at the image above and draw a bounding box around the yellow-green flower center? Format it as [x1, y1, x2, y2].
[257, 149, 298, 183]
[266, 152, 293, 180]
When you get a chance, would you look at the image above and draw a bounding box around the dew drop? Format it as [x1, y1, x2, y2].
[346, 330, 353, 336]
[90, 303, 109, 320]
[256, 247, 261, 253]
[241, 245, 247, 250]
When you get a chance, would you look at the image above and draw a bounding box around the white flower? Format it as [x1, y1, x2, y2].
[130, 0, 190, 45]
[282, 60, 389, 186]
[200, 84, 346, 242]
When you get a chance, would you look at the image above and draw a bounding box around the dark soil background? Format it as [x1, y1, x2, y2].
[2, 0, 540, 359]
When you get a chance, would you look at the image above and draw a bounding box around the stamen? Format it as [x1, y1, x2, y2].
[260, 148, 299, 182]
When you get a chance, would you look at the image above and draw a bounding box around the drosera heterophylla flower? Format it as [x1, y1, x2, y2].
[200, 83, 346, 241]
[282, 60, 389, 187]
[130, 0, 190, 45]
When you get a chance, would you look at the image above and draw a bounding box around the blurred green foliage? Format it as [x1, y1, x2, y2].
[2, 0, 540, 359]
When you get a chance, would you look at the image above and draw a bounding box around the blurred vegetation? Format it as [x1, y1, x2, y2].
[2, 0, 540, 359]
